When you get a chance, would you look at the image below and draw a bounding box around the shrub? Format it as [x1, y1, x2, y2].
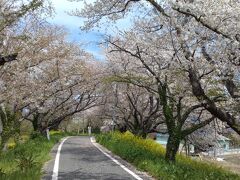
[0, 168, 6, 178]
[15, 152, 37, 172]
[7, 142, 16, 150]
[0, 106, 21, 151]
[49, 130, 62, 135]
[96, 132, 240, 180]
[0, 131, 69, 179]
[30, 131, 41, 139]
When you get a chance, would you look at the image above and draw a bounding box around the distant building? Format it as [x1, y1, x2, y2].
[156, 133, 231, 154]
[216, 134, 230, 150]
[156, 133, 194, 154]
[156, 133, 168, 146]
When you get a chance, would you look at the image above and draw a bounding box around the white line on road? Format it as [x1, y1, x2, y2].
[52, 137, 69, 180]
[90, 137, 143, 180]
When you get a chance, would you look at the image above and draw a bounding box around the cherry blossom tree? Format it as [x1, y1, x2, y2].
[0, 15, 104, 135]
[101, 80, 163, 137]
[104, 33, 215, 161]
[0, 0, 52, 65]
[9, 26, 104, 133]
[0, 0, 54, 149]
[72, 0, 240, 161]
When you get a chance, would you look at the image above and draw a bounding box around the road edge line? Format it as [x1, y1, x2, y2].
[52, 137, 69, 180]
[90, 137, 143, 180]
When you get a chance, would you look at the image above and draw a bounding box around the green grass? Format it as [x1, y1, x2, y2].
[0, 131, 71, 180]
[96, 131, 240, 180]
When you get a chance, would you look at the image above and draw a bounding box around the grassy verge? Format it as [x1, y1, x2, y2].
[0, 131, 72, 180]
[96, 132, 240, 180]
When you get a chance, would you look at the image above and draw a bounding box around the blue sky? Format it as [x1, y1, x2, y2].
[48, 0, 133, 60]
[48, 0, 105, 60]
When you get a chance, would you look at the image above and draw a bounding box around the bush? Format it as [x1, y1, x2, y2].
[30, 131, 41, 139]
[92, 127, 101, 134]
[0, 107, 21, 150]
[0, 168, 6, 178]
[49, 130, 62, 135]
[96, 132, 240, 180]
[0, 131, 69, 180]
[7, 143, 16, 150]
[15, 152, 36, 172]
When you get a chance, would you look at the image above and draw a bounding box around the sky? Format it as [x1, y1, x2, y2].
[48, 0, 105, 60]
[47, 0, 133, 61]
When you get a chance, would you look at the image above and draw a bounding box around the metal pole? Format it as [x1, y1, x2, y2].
[82, 113, 85, 134]
[112, 83, 117, 132]
[77, 118, 80, 135]
[46, 128, 50, 140]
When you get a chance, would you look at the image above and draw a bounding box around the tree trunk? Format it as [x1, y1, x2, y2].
[165, 133, 181, 162]
[49, 122, 60, 131]
[132, 128, 147, 139]
[140, 132, 147, 139]
[0, 133, 10, 151]
[34, 121, 48, 136]
[32, 113, 42, 132]
[32, 118, 38, 131]
[0, 137, 7, 151]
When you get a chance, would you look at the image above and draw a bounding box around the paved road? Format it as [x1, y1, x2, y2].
[43, 136, 147, 180]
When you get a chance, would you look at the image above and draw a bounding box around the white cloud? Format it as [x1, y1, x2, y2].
[51, 0, 84, 11]
[49, 0, 84, 28]
[48, 0, 106, 60]
[48, 0, 132, 60]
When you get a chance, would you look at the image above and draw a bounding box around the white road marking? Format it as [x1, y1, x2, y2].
[90, 137, 143, 180]
[52, 137, 69, 180]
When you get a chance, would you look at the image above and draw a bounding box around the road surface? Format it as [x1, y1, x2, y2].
[43, 136, 151, 180]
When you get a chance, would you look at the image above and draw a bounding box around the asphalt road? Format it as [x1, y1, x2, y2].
[43, 136, 149, 180]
